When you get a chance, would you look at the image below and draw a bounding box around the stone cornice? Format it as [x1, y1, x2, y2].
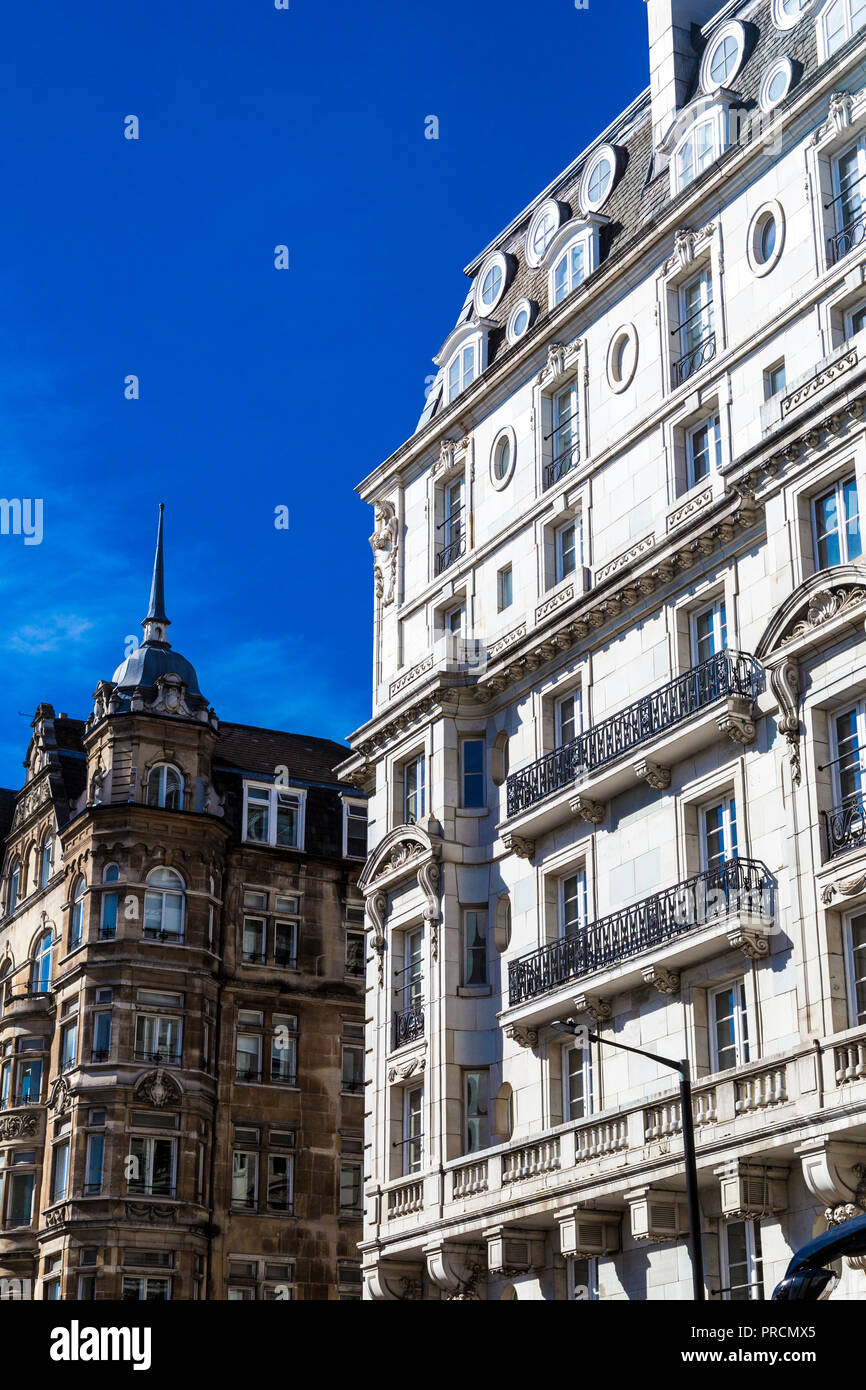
[343, 486, 761, 759]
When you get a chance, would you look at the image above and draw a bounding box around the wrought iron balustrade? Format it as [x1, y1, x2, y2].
[544, 443, 581, 490]
[435, 534, 466, 574]
[824, 794, 866, 858]
[672, 330, 716, 386]
[134, 1049, 181, 1067]
[829, 213, 866, 265]
[506, 649, 763, 816]
[142, 927, 184, 944]
[507, 856, 774, 1006]
[393, 1003, 425, 1050]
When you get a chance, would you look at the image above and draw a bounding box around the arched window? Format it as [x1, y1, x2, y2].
[0, 958, 9, 1016]
[146, 764, 184, 810]
[32, 931, 53, 993]
[40, 836, 53, 889]
[674, 116, 718, 192]
[7, 860, 21, 916]
[101, 863, 120, 939]
[69, 876, 87, 948]
[144, 867, 185, 940]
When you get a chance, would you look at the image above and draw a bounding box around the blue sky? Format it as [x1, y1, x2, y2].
[0, 0, 649, 787]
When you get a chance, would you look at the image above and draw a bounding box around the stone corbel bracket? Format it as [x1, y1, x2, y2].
[727, 925, 770, 960]
[769, 658, 801, 785]
[642, 965, 680, 995]
[423, 1240, 487, 1299]
[573, 992, 612, 1024]
[363, 1259, 424, 1301]
[569, 794, 606, 825]
[635, 759, 671, 791]
[503, 832, 535, 861]
[798, 1138, 866, 1264]
[505, 1024, 538, 1049]
[716, 694, 757, 746]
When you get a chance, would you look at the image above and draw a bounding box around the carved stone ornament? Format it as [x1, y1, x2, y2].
[663, 222, 714, 275]
[634, 759, 671, 791]
[418, 858, 441, 962]
[44, 1205, 68, 1229]
[823, 89, 855, 138]
[366, 891, 387, 987]
[642, 965, 680, 995]
[537, 338, 581, 387]
[503, 832, 535, 861]
[372, 838, 424, 880]
[821, 875, 866, 905]
[147, 673, 194, 718]
[11, 775, 51, 830]
[370, 499, 399, 607]
[770, 658, 801, 785]
[134, 1069, 183, 1108]
[569, 794, 606, 825]
[424, 1241, 486, 1298]
[505, 1025, 538, 1049]
[388, 1056, 426, 1083]
[125, 1202, 177, 1225]
[716, 710, 757, 745]
[727, 926, 770, 960]
[783, 586, 866, 644]
[573, 993, 612, 1023]
[48, 1076, 72, 1114]
[0, 1113, 38, 1140]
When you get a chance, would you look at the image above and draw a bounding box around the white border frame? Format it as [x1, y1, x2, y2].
[606, 322, 639, 393]
[759, 58, 794, 112]
[490, 425, 517, 491]
[474, 251, 509, 317]
[525, 200, 564, 269]
[746, 200, 786, 277]
[580, 144, 619, 215]
[506, 298, 535, 345]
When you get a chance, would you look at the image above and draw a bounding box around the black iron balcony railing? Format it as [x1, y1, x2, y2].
[672, 330, 716, 387]
[3, 980, 52, 1006]
[544, 443, 581, 491]
[268, 1068, 298, 1087]
[91, 1048, 111, 1062]
[98, 926, 116, 940]
[436, 534, 466, 575]
[393, 1003, 425, 1050]
[133, 1049, 182, 1067]
[127, 1183, 177, 1199]
[508, 857, 775, 1006]
[241, 950, 266, 964]
[506, 649, 763, 817]
[824, 794, 866, 858]
[0, 1091, 42, 1110]
[142, 927, 184, 943]
[829, 213, 866, 265]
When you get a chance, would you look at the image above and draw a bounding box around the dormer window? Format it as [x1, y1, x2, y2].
[700, 22, 747, 95]
[579, 145, 621, 214]
[525, 200, 565, 268]
[544, 221, 604, 309]
[242, 782, 306, 850]
[447, 344, 476, 403]
[674, 117, 717, 192]
[473, 252, 510, 317]
[553, 237, 588, 305]
[146, 764, 184, 810]
[773, 0, 810, 30]
[818, 0, 866, 58]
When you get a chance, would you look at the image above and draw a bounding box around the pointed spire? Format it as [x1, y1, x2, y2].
[141, 503, 171, 647]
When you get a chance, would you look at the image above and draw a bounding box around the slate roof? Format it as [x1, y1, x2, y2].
[214, 722, 353, 788]
[416, 0, 826, 434]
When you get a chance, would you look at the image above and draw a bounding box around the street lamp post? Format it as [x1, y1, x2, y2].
[555, 1018, 705, 1302]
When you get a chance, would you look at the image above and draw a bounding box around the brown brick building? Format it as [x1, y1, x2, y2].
[0, 507, 367, 1300]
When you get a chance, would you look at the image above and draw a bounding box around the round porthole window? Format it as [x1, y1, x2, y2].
[506, 298, 535, 345]
[759, 57, 794, 111]
[525, 200, 565, 268]
[489, 427, 517, 491]
[606, 323, 639, 393]
[701, 21, 747, 95]
[580, 145, 620, 214]
[747, 201, 785, 276]
[772, 0, 810, 31]
[473, 251, 509, 316]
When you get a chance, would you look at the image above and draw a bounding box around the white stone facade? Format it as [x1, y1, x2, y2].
[342, 0, 866, 1300]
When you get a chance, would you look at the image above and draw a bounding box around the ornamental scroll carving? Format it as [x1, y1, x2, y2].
[537, 338, 581, 387]
[770, 659, 801, 785]
[366, 891, 387, 988]
[370, 500, 399, 607]
[0, 1114, 38, 1140]
[418, 858, 441, 962]
[782, 586, 866, 643]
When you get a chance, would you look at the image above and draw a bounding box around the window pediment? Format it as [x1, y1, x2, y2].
[757, 564, 866, 658]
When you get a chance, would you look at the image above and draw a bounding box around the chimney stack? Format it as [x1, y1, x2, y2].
[646, 0, 722, 147]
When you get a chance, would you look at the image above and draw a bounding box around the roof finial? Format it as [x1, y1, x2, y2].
[141, 503, 171, 647]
